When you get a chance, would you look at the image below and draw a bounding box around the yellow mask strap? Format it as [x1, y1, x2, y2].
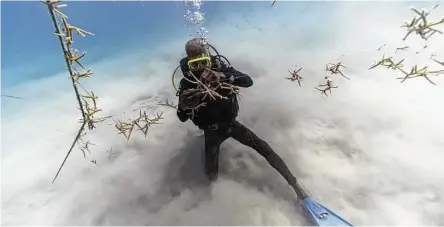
[187, 56, 212, 70]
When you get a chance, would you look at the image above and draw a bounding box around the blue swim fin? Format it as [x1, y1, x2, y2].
[300, 197, 353, 226]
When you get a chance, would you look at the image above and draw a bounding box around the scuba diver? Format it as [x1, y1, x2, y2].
[175, 38, 308, 199]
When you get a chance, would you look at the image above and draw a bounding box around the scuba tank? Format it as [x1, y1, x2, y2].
[171, 43, 232, 92]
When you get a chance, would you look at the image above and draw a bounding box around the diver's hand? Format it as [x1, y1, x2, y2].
[224, 74, 235, 83]
[179, 89, 202, 110]
[201, 68, 226, 83]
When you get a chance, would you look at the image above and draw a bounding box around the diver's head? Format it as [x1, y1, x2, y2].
[185, 38, 212, 76]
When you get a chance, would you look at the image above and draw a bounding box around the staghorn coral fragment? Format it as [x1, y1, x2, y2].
[402, 6, 444, 41]
[433, 59, 444, 67]
[326, 61, 349, 80]
[369, 53, 395, 70]
[286, 66, 304, 86]
[315, 76, 338, 96]
[395, 65, 444, 85]
[158, 97, 178, 109]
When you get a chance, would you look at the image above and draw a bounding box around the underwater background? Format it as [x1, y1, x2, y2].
[2, 1, 444, 225]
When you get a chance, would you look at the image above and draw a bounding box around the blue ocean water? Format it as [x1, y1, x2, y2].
[1, 1, 325, 89]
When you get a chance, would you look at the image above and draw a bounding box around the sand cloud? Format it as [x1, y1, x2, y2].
[2, 1, 444, 225]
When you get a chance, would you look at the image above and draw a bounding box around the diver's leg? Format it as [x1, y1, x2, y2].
[229, 120, 308, 199]
[203, 129, 229, 181]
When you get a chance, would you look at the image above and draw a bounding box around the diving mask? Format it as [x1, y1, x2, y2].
[187, 55, 212, 71]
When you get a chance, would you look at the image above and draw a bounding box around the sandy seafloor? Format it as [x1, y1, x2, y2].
[2, 1, 444, 225]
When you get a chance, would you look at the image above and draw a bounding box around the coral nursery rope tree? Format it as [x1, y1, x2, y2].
[43, 0, 165, 183]
[43, 0, 102, 183]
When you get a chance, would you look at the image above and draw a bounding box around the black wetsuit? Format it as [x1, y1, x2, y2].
[176, 55, 306, 198]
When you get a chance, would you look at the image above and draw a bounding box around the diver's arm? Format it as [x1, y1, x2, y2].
[223, 67, 253, 88]
[176, 79, 190, 122]
[217, 59, 253, 88]
[177, 108, 189, 122]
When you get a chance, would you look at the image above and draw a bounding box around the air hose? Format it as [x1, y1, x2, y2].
[172, 65, 181, 93]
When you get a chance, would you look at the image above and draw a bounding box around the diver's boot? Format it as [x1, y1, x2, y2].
[206, 171, 218, 182]
[203, 154, 219, 182]
[290, 180, 308, 200]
